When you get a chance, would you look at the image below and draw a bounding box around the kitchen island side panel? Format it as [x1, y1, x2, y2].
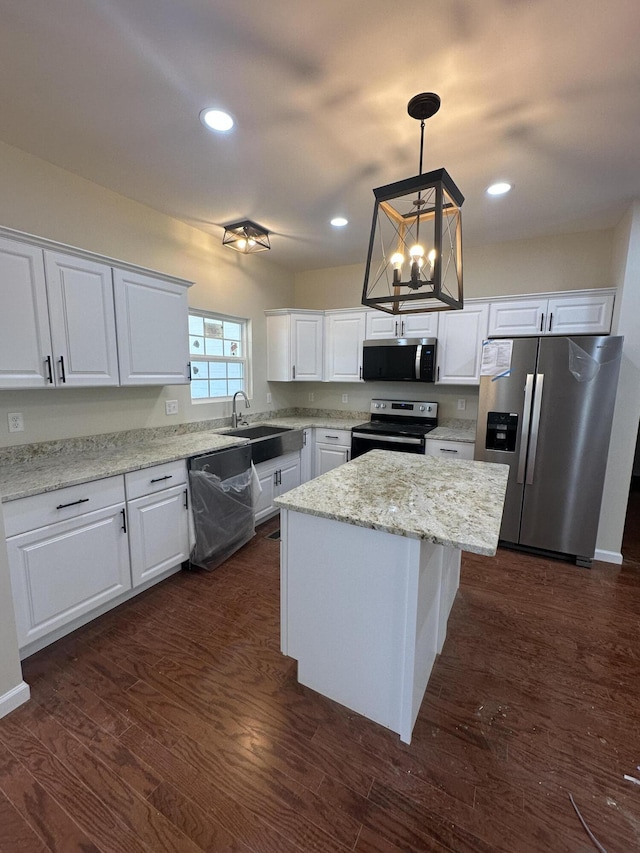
[280, 509, 455, 742]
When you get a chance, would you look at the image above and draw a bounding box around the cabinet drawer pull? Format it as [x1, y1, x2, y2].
[59, 355, 66, 383]
[45, 355, 54, 384]
[150, 475, 173, 483]
[324, 434, 339, 440]
[56, 497, 90, 510]
[440, 448, 458, 453]
[121, 508, 127, 533]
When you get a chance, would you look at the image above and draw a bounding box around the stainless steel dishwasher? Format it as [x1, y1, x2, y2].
[188, 444, 254, 570]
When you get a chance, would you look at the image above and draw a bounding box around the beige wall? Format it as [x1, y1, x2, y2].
[294, 229, 615, 309]
[597, 203, 640, 557]
[0, 140, 296, 446]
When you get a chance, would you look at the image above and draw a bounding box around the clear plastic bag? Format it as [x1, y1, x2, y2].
[189, 467, 255, 570]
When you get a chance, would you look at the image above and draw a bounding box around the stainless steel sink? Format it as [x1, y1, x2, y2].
[223, 424, 304, 464]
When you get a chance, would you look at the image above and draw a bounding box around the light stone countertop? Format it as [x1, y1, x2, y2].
[0, 432, 247, 503]
[0, 412, 476, 504]
[427, 419, 477, 443]
[274, 449, 508, 556]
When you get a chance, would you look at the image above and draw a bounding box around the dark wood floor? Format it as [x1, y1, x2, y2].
[2, 504, 640, 852]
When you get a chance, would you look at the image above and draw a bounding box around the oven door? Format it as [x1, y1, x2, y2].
[351, 430, 426, 459]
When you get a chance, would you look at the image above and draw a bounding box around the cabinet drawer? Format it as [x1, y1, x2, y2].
[124, 460, 187, 500]
[425, 439, 475, 460]
[3, 475, 125, 538]
[313, 428, 351, 446]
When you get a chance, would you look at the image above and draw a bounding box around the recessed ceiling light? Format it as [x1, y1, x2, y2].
[330, 217, 348, 227]
[486, 182, 512, 196]
[200, 108, 234, 132]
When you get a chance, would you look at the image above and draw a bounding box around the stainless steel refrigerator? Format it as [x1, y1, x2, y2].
[475, 335, 623, 566]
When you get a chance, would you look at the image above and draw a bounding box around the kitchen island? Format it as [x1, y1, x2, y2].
[274, 450, 508, 743]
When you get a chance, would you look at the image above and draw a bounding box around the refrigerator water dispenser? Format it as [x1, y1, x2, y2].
[485, 412, 518, 452]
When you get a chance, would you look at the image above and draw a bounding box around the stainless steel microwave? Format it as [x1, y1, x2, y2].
[362, 338, 437, 382]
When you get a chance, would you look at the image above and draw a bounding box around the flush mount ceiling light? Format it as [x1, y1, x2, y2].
[200, 108, 234, 132]
[222, 220, 271, 254]
[362, 92, 464, 315]
[330, 217, 348, 227]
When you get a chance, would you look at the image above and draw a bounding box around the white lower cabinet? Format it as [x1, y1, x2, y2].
[254, 452, 301, 523]
[4, 476, 130, 649]
[425, 439, 475, 461]
[300, 429, 313, 483]
[313, 428, 351, 476]
[125, 461, 190, 587]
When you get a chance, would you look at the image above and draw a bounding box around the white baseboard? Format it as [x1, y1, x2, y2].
[594, 548, 623, 565]
[0, 680, 30, 719]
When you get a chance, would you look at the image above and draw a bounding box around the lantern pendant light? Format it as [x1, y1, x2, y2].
[362, 93, 464, 315]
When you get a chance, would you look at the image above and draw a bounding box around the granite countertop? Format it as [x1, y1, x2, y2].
[0, 412, 477, 504]
[427, 419, 477, 443]
[0, 432, 247, 503]
[274, 449, 508, 556]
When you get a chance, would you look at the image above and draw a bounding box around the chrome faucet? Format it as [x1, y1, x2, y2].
[231, 390, 250, 428]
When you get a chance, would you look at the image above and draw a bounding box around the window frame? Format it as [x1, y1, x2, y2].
[188, 308, 252, 403]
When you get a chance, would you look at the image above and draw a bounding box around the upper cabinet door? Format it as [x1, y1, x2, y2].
[267, 312, 324, 381]
[44, 252, 119, 387]
[113, 270, 190, 385]
[365, 311, 438, 340]
[0, 236, 53, 389]
[545, 291, 615, 335]
[291, 313, 324, 381]
[488, 298, 546, 337]
[488, 291, 615, 337]
[437, 303, 489, 385]
[325, 311, 366, 382]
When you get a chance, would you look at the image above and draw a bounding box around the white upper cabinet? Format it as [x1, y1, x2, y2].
[113, 269, 190, 385]
[266, 310, 324, 381]
[324, 310, 366, 382]
[0, 236, 52, 388]
[365, 311, 438, 340]
[488, 290, 615, 337]
[545, 291, 615, 335]
[0, 229, 192, 389]
[44, 251, 119, 387]
[436, 302, 489, 385]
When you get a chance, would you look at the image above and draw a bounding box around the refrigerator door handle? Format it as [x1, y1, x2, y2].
[526, 373, 545, 485]
[517, 373, 535, 483]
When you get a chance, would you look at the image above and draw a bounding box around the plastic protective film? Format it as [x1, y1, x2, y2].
[567, 337, 620, 383]
[189, 467, 255, 570]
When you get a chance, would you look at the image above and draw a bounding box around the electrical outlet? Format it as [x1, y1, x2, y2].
[308, 392, 315, 402]
[342, 394, 349, 403]
[457, 398, 466, 411]
[266, 392, 272, 404]
[165, 400, 178, 416]
[8, 412, 24, 432]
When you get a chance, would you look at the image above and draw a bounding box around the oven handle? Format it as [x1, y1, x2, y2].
[352, 431, 424, 446]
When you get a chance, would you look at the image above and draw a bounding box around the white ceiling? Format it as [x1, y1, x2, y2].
[1, 0, 639, 272]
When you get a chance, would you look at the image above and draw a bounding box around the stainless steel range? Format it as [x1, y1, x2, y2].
[351, 398, 438, 459]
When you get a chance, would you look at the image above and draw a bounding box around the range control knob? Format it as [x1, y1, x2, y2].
[419, 405, 425, 411]
[374, 402, 380, 408]
[380, 403, 386, 408]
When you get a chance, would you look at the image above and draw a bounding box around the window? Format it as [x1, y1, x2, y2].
[189, 310, 250, 401]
